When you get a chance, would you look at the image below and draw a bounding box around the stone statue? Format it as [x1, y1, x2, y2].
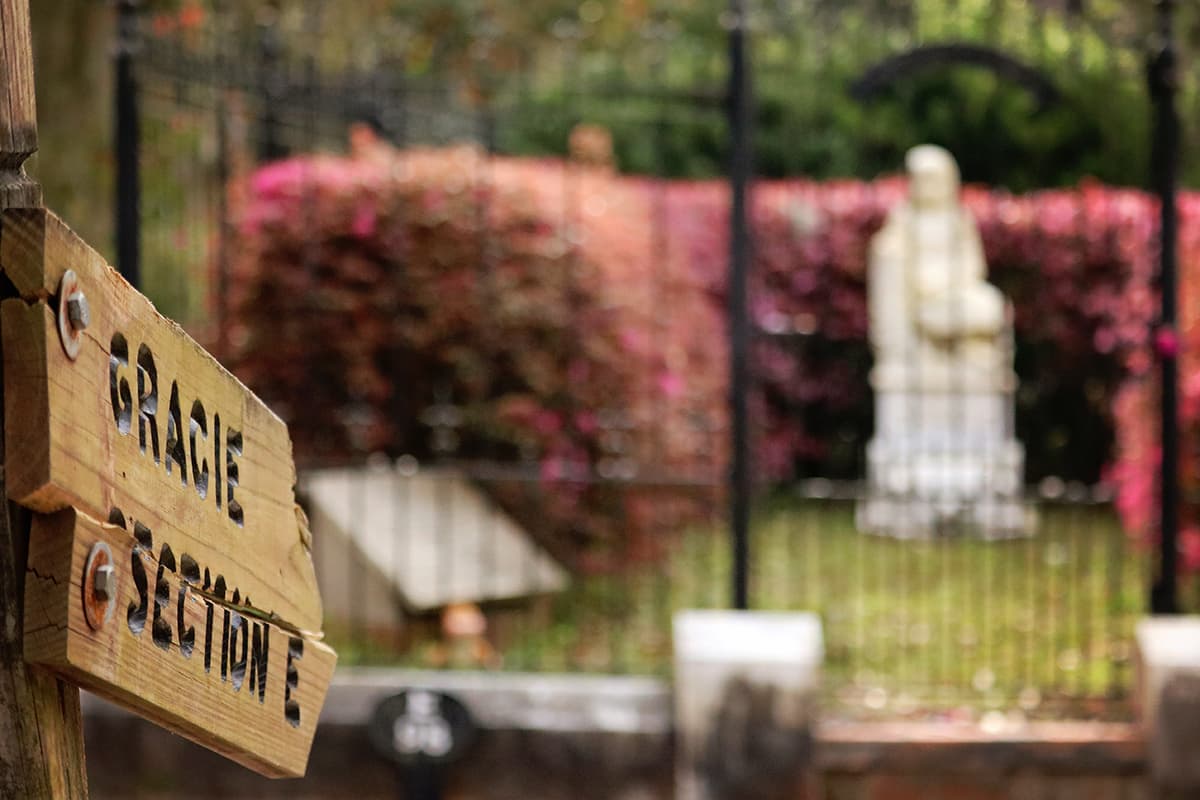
[857, 145, 1030, 538]
[869, 145, 1009, 392]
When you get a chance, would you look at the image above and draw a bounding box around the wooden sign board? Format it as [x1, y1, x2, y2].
[2, 208, 336, 778]
[24, 508, 335, 778]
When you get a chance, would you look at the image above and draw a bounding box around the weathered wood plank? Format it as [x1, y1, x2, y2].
[25, 506, 336, 779]
[1, 208, 325, 636]
[0, 502, 89, 799]
[0, 1, 87, 796]
[0, 0, 40, 208]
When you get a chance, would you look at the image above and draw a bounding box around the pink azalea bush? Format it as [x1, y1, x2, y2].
[1108, 193, 1200, 570]
[682, 179, 1159, 483]
[220, 144, 1199, 570]
[218, 147, 726, 570]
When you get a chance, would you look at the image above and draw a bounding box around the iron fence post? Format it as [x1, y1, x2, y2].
[727, 0, 753, 610]
[1150, 0, 1180, 615]
[114, 0, 140, 289]
[257, 10, 286, 162]
[214, 55, 230, 358]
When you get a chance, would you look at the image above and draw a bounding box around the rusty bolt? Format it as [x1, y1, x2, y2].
[66, 290, 90, 331]
[83, 542, 115, 630]
[93, 563, 115, 601]
[57, 270, 85, 361]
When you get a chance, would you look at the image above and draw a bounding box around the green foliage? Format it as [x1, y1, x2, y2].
[489, 0, 1182, 190]
[29, 0, 113, 258]
[766, 66, 1149, 191]
[222, 148, 725, 570]
[498, 88, 727, 177]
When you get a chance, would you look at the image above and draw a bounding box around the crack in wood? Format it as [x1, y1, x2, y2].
[26, 564, 62, 587]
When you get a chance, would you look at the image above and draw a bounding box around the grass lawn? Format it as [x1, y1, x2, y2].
[336, 496, 1150, 720]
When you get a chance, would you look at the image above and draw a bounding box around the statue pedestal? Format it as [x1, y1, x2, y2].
[857, 388, 1033, 539]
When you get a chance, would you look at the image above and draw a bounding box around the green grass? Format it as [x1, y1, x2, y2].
[333, 497, 1149, 719]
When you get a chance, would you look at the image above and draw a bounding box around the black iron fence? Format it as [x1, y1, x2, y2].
[116, 0, 1193, 720]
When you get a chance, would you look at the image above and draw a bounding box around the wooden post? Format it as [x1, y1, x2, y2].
[0, 0, 89, 796]
[0, 0, 41, 208]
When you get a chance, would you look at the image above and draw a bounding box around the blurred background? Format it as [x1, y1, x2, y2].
[29, 0, 1200, 797]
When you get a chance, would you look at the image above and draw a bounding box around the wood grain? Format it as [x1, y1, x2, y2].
[0, 0, 40, 207]
[2, 208, 325, 636]
[25, 506, 336, 779]
[0, 1, 87, 796]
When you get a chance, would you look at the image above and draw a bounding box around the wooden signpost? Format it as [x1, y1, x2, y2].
[0, 0, 334, 790]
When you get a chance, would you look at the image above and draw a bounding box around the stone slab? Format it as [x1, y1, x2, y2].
[673, 610, 823, 800]
[1135, 616, 1200, 790]
[303, 465, 567, 615]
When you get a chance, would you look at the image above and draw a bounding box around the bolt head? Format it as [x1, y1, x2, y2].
[82, 541, 115, 630]
[93, 563, 115, 601]
[67, 291, 90, 331]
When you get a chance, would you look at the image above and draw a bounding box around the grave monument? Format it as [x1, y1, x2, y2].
[857, 145, 1030, 538]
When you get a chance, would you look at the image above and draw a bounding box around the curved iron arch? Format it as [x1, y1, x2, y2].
[850, 43, 1062, 112]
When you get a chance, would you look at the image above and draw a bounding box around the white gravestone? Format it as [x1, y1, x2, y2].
[1135, 617, 1200, 792]
[857, 145, 1031, 538]
[673, 611, 822, 800]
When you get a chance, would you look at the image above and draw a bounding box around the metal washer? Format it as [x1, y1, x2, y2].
[82, 541, 115, 630]
[57, 269, 83, 361]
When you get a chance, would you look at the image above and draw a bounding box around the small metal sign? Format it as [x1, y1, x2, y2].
[368, 690, 477, 767]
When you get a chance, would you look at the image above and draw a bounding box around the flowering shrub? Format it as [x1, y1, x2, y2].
[681, 180, 1159, 483]
[222, 144, 1195, 568]
[219, 147, 725, 569]
[1108, 194, 1200, 569]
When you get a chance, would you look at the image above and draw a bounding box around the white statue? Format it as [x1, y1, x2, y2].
[857, 145, 1030, 538]
[869, 145, 1009, 392]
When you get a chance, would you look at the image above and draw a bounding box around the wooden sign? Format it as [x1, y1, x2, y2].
[2, 208, 336, 778]
[24, 508, 335, 778]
